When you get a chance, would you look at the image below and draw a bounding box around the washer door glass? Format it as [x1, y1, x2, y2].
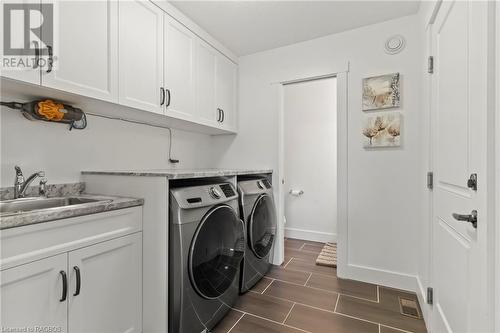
[189, 205, 245, 299]
[249, 194, 276, 259]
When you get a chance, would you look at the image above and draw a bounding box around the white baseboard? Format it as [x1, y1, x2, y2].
[284, 227, 337, 243]
[338, 262, 417, 292]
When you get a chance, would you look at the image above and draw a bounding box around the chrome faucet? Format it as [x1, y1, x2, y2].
[14, 166, 45, 199]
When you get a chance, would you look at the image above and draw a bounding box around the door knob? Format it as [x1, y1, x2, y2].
[452, 210, 477, 229]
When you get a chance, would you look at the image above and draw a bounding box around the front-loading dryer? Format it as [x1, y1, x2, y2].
[169, 182, 244, 333]
[238, 178, 277, 293]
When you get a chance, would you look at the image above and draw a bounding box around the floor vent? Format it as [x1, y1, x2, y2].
[399, 298, 421, 319]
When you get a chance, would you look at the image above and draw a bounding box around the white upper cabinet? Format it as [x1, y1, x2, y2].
[194, 39, 217, 125]
[118, 0, 164, 114]
[216, 55, 238, 131]
[164, 16, 195, 120]
[1, 0, 238, 133]
[0, 0, 41, 84]
[42, 0, 118, 102]
[68, 233, 142, 333]
[1, 254, 68, 332]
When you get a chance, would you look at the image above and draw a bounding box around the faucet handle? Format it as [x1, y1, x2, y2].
[15, 165, 23, 177]
[39, 178, 48, 197]
[37, 171, 46, 177]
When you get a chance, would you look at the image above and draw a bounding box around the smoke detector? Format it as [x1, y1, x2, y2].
[384, 35, 406, 55]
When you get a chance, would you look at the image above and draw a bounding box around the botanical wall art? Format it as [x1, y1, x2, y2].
[362, 113, 401, 147]
[362, 73, 400, 111]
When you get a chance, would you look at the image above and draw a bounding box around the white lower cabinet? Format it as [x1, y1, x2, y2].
[0, 233, 142, 333]
[1, 253, 68, 332]
[68, 233, 142, 333]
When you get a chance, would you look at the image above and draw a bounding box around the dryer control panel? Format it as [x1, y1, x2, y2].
[170, 183, 238, 209]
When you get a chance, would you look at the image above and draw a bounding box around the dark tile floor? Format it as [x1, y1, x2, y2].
[213, 238, 427, 333]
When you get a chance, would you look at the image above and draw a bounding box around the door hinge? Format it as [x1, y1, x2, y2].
[427, 171, 433, 190]
[428, 56, 434, 74]
[427, 287, 433, 305]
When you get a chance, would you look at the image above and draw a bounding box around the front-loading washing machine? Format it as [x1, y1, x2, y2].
[238, 178, 277, 293]
[169, 182, 244, 333]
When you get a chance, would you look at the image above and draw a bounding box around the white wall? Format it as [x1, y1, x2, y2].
[0, 104, 214, 187]
[283, 78, 337, 243]
[212, 14, 423, 290]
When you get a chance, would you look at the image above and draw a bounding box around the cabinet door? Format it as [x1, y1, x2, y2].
[118, 0, 164, 114]
[42, 0, 118, 102]
[216, 55, 238, 130]
[1, 254, 68, 332]
[0, 0, 41, 84]
[68, 233, 142, 333]
[194, 39, 217, 125]
[164, 16, 195, 120]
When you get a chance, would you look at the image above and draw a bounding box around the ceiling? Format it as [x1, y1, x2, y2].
[170, 1, 421, 56]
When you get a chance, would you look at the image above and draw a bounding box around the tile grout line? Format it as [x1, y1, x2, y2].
[378, 324, 381, 333]
[282, 302, 296, 324]
[379, 324, 416, 333]
[283, 257, 294, 268]
[261, 279, 275, 294]
[334, 293, 340, 312]
[263, 275, 379, 303]
[230, 307, 312, 333]
[377, 285, 380, 303]
[303, 272, 312, 286]
[298, 243, 306, 250]
[226, 313, 245, 333]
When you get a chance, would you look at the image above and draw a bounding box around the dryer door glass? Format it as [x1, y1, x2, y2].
[249, 194, 276, 259]
[189, 205, 245, 299]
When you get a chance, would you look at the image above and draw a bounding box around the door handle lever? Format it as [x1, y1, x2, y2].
[452, 210, 477, 229]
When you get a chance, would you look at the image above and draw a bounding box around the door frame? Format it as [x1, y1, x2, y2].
[276, 71, 348, 276]
[495, 1, 500, 330]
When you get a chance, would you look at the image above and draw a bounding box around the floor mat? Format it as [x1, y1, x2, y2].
[315, 242, 337, 267]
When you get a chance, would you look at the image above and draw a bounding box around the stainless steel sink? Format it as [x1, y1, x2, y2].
[0, 197, 111, 216]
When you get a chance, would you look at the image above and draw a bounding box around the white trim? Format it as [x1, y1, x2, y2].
[343, 263, 417, 292]
[284, 228, 337, 243]
[336, 72, 349, 279]
[277, 71, 348, 271]
[495, 2, 500, 331]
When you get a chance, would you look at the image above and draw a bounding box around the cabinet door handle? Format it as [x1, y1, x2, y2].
[46, 45, 53, 73]
[217, 108, 221, 122]
[160, 87, 165, 106]
[59, 270, 68, 302]
[165, 89, 171, 107]
[73, 266, 81, 296]
[33, 41, 39, 69]
[221, 109, 224, 123]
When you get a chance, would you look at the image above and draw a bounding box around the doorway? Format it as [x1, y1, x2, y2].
[282, 77, 337, 244]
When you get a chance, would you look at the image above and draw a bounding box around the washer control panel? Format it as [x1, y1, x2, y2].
[208, 186, 222, 199]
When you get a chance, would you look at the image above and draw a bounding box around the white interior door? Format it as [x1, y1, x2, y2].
[0, 254, 68, 332]
[283, 77, 337, 243]
[68, 233, 142, 333]
[42, 0, 118, 102]
[431, 1, 490, 332]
